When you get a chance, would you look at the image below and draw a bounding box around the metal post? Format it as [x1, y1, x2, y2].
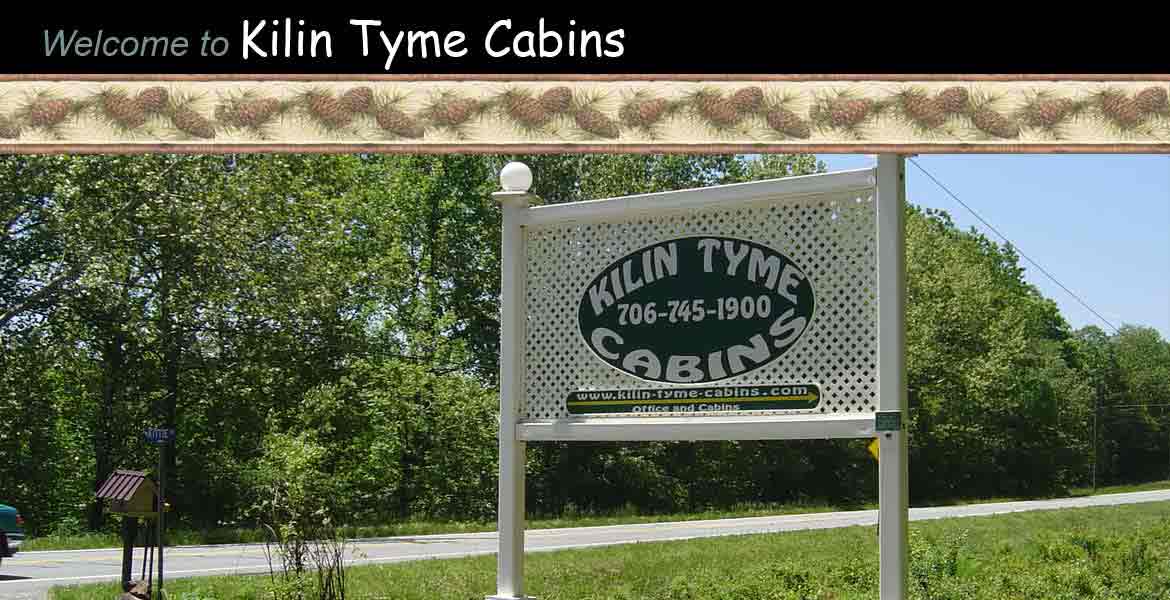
[1092, 382, 1099, 491]
[142, 523, 150, 582]
[876, 154, 909, 600]
[488, 163, 535, 600]
[157, 443, 165, 599]
[145, 521, 153, 594]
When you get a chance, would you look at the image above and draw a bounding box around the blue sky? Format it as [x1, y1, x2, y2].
[815, 154, 1170, 339]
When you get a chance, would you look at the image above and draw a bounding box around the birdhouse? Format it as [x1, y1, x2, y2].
[96, 470, 162, 518]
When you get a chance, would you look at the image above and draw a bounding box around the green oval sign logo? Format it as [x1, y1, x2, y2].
[578, 236, 815, 384]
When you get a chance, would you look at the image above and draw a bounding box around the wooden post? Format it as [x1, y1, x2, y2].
[120, 517, 139, 590]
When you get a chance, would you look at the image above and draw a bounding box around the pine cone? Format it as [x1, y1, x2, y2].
[826, 98, 874, 129]
[340, 87, 375, 115]
[375, 106, 425, 138]
[619, 98, 671, 129]
[135, 87, 170, 115]
[0, 115, 20, 139]
[170, 106, 215, 138]
[217, 98, 282, 129]
[1021, 98, 1076, 129]
[694, 92, 741, 127]
[898, 90, 947, 129]
[256, 98, 282, 118]
[503, 93, 551, 129]
[574, 107, 619, 138]
[729, 87, 765, 114]
[27, 98, 75, 128]
[428, 97, 482, 127]
[538, 87, 574, 115]
[98, 90, 148, 130]
[970, 105, 1019, 139]
[1135, 86, 1169, 116]
[304, 91, 354, 129]
[1098, 91, 1143, 128]
[765, 107, 811, 139]
[936, 87, 970, 115]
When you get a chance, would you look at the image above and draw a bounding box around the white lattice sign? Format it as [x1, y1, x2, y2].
[507, 168, 882, 441]
[490, 161, 910, 600]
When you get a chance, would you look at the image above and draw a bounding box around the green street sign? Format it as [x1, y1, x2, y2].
[577, 236, 815, 385]
[875, 411, 902, 432]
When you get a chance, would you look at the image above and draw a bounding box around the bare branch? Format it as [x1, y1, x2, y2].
[0, 159, 185, 329]
[0, 264, 84, 329]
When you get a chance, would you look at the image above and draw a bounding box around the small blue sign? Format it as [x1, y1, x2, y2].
[144, 428, 176, 445]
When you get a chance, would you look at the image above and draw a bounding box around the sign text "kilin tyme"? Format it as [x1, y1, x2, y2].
[578, 236, 816, 384]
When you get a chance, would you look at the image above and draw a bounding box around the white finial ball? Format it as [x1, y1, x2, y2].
[499, 162, 533, 193]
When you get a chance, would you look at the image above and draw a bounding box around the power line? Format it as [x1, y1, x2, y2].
[908, 158, 1121, 335]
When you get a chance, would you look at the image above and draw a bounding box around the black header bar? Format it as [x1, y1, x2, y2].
[6, 13, 1167, 75]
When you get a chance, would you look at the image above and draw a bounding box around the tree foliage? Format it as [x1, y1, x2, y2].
[1, 154, 1166, 536]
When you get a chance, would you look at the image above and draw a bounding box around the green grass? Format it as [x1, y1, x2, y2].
[50, 500, 1170, 599]
[1069, 479, 1170, 497]
[23, 480, 1170, 552]
[905, 479, 1170, 509]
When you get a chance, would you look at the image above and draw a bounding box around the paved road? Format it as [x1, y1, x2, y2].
[3, 489, 1169, 599]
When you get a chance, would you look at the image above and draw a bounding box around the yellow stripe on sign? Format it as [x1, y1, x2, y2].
[868, 438, 880, 461]
[566, 393, 818, 407]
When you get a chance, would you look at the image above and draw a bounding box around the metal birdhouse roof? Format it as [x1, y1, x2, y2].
[95, 470, 153, 502]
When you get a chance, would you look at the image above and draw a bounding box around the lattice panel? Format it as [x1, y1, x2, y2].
[522, 187, 878, 420]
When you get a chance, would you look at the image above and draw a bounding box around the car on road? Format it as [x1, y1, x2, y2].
[0, 503, 24, 566]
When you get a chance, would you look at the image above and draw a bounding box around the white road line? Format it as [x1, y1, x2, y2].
[5, 489, 1167, 588]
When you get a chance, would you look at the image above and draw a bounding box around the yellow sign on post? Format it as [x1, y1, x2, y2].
[868, 438, 880, 461]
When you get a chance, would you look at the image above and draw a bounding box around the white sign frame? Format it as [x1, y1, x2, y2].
[489, 156, 908, 600]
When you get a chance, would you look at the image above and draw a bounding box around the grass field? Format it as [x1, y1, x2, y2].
[51, 500, 1170, 599]
[23, 479, 1170, 552]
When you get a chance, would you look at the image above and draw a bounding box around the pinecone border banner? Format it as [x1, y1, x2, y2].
[1, 78, 1168, 150]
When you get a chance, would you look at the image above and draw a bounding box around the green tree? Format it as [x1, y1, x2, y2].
[905, 206, 1091, 499]
[4, 153, 1166, 536]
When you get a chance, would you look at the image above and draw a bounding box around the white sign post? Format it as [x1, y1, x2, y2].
[488, 156, 908, 599]
[489, 163, 533, 600]
[875, 154, 909, 600]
